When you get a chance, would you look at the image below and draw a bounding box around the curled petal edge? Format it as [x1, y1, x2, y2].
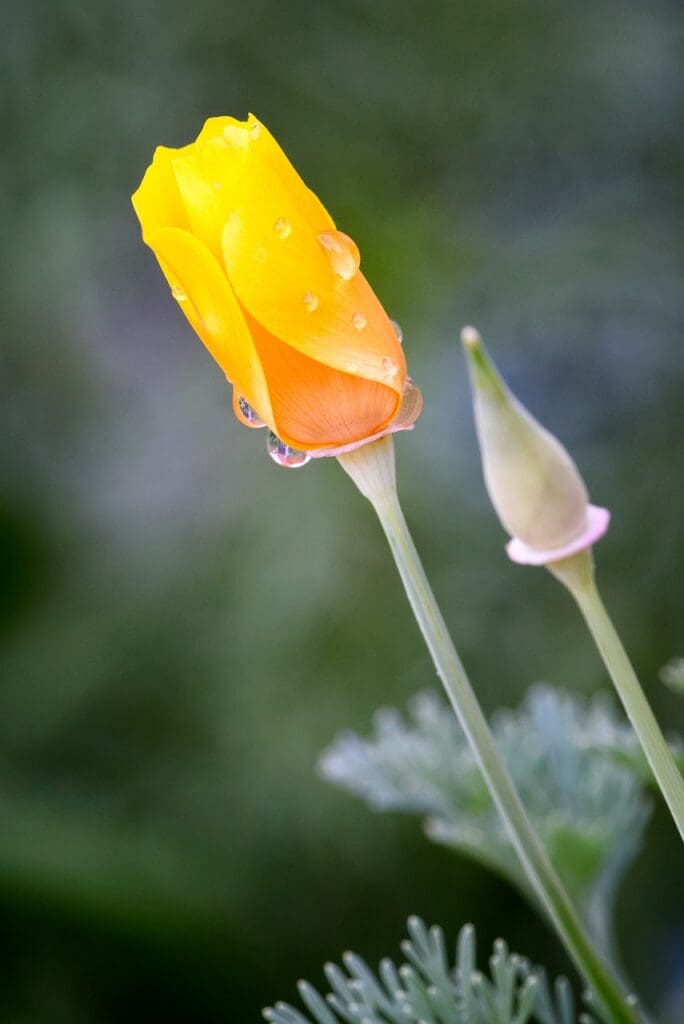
[506, 505, 611, 566]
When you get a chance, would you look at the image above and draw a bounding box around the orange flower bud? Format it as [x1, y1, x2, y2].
[131, 114, 422, 459]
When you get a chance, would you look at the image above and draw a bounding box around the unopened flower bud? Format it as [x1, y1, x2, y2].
[460, 327, 609, 565]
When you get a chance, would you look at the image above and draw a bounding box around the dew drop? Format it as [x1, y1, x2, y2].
[273, 217, 291, 239]
[317, 231, 360, 280]
[390, 318, 403, 343]
[171, 284, 186, 302]
[303, 290, 319, 312]
[266, 432, 311, 468]
[382, 355, 398, 378]
[238, 396, 265, 427]
[351, 311, 367, 330]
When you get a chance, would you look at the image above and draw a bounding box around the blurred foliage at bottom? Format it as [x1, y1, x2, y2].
[1, 0, 683, 1021]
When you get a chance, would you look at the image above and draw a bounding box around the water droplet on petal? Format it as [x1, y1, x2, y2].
[390, 319, 403, 343]
[351, 311, 367, 330]
[303, 290, 319, 312]
[171, 284, 186, 302]
[382, 356, 398, 378]
[273, 217, 291, 239]
[267, 432, 311, 468]
[238, 396, 265, 427]
[317, 231, 360, 280]
[345, 361, 358, 374]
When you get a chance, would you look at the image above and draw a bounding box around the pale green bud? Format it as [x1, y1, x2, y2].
[461, 327, 609, 565]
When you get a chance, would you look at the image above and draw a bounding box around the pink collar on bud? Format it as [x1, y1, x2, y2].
[506, 505, 611, 566]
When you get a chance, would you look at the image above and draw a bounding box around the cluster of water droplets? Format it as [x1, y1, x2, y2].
[237, 396, 312, 469]
[264, 220, 373, 332]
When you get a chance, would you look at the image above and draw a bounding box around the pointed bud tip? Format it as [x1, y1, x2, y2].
[460, 326, 506, 400]
[460, 325, 482, 348]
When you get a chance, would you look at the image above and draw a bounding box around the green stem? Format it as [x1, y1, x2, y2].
[550, 552, 684, 844]
[338, 437, 640, 1024]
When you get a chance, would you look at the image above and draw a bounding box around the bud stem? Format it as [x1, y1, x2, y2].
[550, 552, 684, 843]
[338, 436, 641, 1024]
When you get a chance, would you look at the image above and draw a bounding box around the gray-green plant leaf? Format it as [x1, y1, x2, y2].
[319, 686, 664, 956]
[263, 916, 606, 1024]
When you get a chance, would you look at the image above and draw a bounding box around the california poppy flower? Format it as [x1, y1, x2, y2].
[132, 114, 422, 464]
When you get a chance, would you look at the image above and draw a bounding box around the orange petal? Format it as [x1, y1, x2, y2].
[145, 226, 274, 426]
[131, 144, 194, 241]
[246, 315, 400, 450]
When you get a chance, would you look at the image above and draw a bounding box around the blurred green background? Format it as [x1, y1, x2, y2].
[1, 0, 683, 1020]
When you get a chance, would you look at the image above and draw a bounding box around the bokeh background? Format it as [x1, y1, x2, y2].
[2, 1, 683, 1021]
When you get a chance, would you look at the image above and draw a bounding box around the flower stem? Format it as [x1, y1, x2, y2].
[550, 551, 684, 844]
[338, 437, 640, 1024]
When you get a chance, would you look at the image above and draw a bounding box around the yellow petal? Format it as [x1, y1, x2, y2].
[131, 144, 194, 242]
[145, 226, 274, 426]
[168, 150, 225, 262]
[217, 119, 406, 392]
[246, 314, 400, 450]
[164, 114, 405, 394]
[167, 114, 333, 263]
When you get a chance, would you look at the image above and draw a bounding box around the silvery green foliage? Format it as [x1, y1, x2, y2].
[263, 916, 600, 1024]
[319, 687, 657, 952]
